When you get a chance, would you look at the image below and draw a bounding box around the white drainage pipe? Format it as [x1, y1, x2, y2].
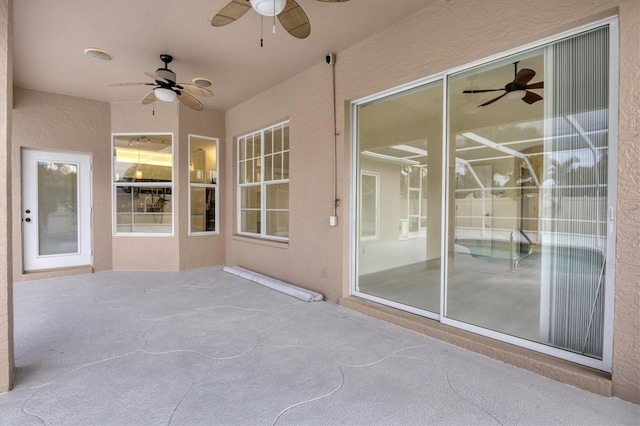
[223, 266, 324, 302]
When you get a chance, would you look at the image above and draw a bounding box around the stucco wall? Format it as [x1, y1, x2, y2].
[225, 63, 342, 301]
[0, 0, 13, 393]
[178, 104, 226, 270]
[223, 0, 639, 403]
[110, 101, 180, 271]
[612, 0, 640, 404]
[11, 88, 112, 279]
[110, 102, 227, 271]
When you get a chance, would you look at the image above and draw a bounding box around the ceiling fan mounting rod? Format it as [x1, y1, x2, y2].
[160, 54, 173, 68]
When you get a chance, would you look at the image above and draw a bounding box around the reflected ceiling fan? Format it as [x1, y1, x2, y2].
[106, 54, 214, 111]
[211, 0, 350, 41]
[463, 61, 544, 107]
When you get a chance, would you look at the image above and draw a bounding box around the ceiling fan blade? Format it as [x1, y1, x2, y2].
[522, 91, 543, 104]
[145, 71, 169, 84]
[514, 68, 535, 85]
[211, 0, 251, 27]
[178, 92, 204, 111]
[177, 83, 214, 98]
[525, 81, 544, 90]
[278, 0, 311, 39]
[463, 89, 505, 94]
[141, 91, 156, 105]
[478, 92, 507, 107]
[105, 82, 154, 87]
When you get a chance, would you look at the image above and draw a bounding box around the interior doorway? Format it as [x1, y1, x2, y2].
[22, 149, 92, 271]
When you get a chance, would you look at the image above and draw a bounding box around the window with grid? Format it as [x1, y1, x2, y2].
[237, 121, 289, 240]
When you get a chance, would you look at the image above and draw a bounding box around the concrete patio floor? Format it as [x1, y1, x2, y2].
[1, 266, 638, 425]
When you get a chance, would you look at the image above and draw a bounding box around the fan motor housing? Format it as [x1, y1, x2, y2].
[156, 68, 176, 84]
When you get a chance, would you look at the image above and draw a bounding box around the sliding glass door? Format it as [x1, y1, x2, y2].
[354, 80, 443, 316]
[352, 21, 616, 369]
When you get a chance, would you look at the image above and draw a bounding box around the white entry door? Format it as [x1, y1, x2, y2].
[22, 150, 92, 271]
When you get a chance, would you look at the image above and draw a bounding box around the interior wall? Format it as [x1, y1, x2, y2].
[223, 0, 639, 403]
[0, 0, 13, 393]
[11, 88, 112, 279]
[178, 104, 226, 270]
[110, 101, 180, 271]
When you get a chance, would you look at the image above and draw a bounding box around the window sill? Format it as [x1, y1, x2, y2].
[231, 234, 289, 249]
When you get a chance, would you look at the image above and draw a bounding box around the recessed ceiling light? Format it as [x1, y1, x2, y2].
[192, 77, 213, 88]
[84, 48, 114, 61]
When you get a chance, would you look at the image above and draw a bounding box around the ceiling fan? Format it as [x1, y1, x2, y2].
[106, 54, 214, 111]
[211, 0, 350, 40]
[463, 61, 544, 107]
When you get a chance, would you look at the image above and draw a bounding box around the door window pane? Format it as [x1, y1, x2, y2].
[38, 161, 78, 255]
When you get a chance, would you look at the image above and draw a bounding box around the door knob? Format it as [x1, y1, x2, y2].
[25, 218, 31, 222]
[25, 209, 31, 214]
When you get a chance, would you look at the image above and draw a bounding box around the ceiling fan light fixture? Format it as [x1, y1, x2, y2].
[250, 0, 286, 16]
[506, 89, 527, 100]
[154, 87, 177, 102]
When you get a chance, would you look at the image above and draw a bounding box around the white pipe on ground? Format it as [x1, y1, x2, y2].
[223, 266, 324, 302]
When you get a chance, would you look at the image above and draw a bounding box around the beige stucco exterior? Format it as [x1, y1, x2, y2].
[0, 0, 13, 394]
[0, 0, 638, 403]
[223, 0, 639, 403]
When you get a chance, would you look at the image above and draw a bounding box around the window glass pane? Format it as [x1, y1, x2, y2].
[115, 186, 172, 233]
[241, 210, 261, 234]
[246, 159, 254, 184]
[446, 27, 609, 359]
[114, 135, 172, 183]
[253, 134, 262, 158]
[113, 134, 173, 234]
[190, 136, 217, 184]
[274, 126, 283, 153]
[239, 137, 246, 161]
[266, 211, 288, 238]
[266, 183, 289, 210]
[265, 129, 274, 155]
[241, 186, 261, 209]
[239, 161, 246, 185]
[190, 186, 216, 233]
[356, 81, 443, 313]
[264, 154, 274, 182]
[281, 152, 289, 180]
[283, 125, 289, 151]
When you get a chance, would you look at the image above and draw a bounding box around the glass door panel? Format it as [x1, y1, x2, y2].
[355, 81, 443, 314]
[445, 26, 610, 359]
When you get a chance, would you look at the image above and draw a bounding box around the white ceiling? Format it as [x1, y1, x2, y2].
[13, 0, 432, 111]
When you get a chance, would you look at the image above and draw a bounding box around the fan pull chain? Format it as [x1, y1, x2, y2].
[260, 15, 264, 47]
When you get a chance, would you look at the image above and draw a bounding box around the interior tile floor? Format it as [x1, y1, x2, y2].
[358, 253, 543, 340]
[1, 266, 638, 425]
